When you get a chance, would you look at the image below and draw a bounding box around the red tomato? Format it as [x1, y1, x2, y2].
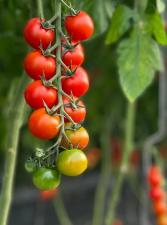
[24, 50, 56, 80]
[63, 96, 86, 123]
[24, 80, 58, 109]
[86, 148, 101, 169]
[40, 188, 59, 201]
[148, 166, 163, 187]
[65, 11, 94, 41]
[153, 200, 167, 216]
[150, 187, 166, 202]
[23, 18, 55, 49]
[62, 42, 85, 66]
[62, 67, 89, 97]
[29, 108, 60, 140]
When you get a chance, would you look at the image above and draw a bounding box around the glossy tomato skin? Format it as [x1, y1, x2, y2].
[63, 97, 86, 123]
[24, 50, 56, 80]
[33, 168, 61, 190]
[62, 125, 89, 149]
[157, 215, 167, 225]
[24, 80, 58, 109]
[148, 166, 163, 187]
[24, 18, 55, 49]
[62, 67, 89, 97]
[40, 188, 59, 201]
[150, 187, 166, 201]
[62, 42, 84, 66]
[65, 11, 94, 41]
[29, 108, 60, 140]
[153, 200, 167, 216]
[57, 149, 88, 176]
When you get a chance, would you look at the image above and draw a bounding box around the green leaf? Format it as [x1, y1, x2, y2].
[117, 28, 162, 102]
[105, 4, 133, 45]
[145, 11, 167, 45]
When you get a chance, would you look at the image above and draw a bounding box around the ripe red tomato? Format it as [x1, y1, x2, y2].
[157, 215, 167, 225]
[62, 42, 84, 66]
[63, 96, 86, 123]
[62, 67, 89, 97]
[24, 50, 56, 80]
[150, 187, 166, 202]
[62, 124, 89, 149]
[57, 149, 88, 176]
[24, 80, 58, 109]
[153, 200, 167, 216]
[40, 188, 59, 201]
[23, 18, 55, 49]
[148, 166, 163, 187]
[86, 147, 101, 169]
[29, 108, 60, 140]
[65, 11, 94, 41]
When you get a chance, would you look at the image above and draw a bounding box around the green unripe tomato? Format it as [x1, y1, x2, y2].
[33, 167, 61, 190]
[56, 149, 88, 176]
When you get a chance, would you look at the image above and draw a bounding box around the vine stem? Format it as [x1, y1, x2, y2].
[0, 75, 29, 225]
[105, 102, 136, 225]
[92, 115, 112, 225]
[52, 193, 73, 225]
[37, 0, 44, 18]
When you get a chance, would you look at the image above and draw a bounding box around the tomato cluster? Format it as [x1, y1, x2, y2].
[23, 8, 94, 190]
[148, 165, 167, 225]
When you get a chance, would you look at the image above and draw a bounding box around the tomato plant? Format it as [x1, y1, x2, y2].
[62, 41, 85, 66]
[65, 11, 94, 41]
[24, 50, 56, 80]
[33, 168, 61, 190]
[57, 149, 88, 176]
[28, 108, 60, 140]
[40, 188, 59, 201]
[24, 18, 55, 49]
[62, 125, 89, 149]
[63, 96, 86, 123]
[62, 66, 89, 97]
[24, 80, 58, 109]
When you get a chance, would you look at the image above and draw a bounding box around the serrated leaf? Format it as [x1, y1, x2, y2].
[117, 28, 162, 102]
[105, 4, 133, 45]
[145, 11, 167, 45]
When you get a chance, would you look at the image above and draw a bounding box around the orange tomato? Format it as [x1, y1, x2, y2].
[157, 215, 167, 225]
[153, 200, 167, 216]
[62, 124, 89, 149]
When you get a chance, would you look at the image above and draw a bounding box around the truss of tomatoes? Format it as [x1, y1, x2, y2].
[148, 165, 167, 225]
[23, 10, 94, 190]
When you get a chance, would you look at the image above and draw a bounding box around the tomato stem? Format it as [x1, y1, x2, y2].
[105, 102, 136, 225]
[60, 0, 77, 15]
[37, 0, 44, 18]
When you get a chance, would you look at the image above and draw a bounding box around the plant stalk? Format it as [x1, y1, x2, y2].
[92, 115, 112, 225]
[53, 193, 73, 225]
[0, 76, 29, 225]
[105, 102, 136, 225]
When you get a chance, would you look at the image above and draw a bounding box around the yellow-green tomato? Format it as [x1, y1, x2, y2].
[33, 167, 61, 190]
[57, 149, 88, 176]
